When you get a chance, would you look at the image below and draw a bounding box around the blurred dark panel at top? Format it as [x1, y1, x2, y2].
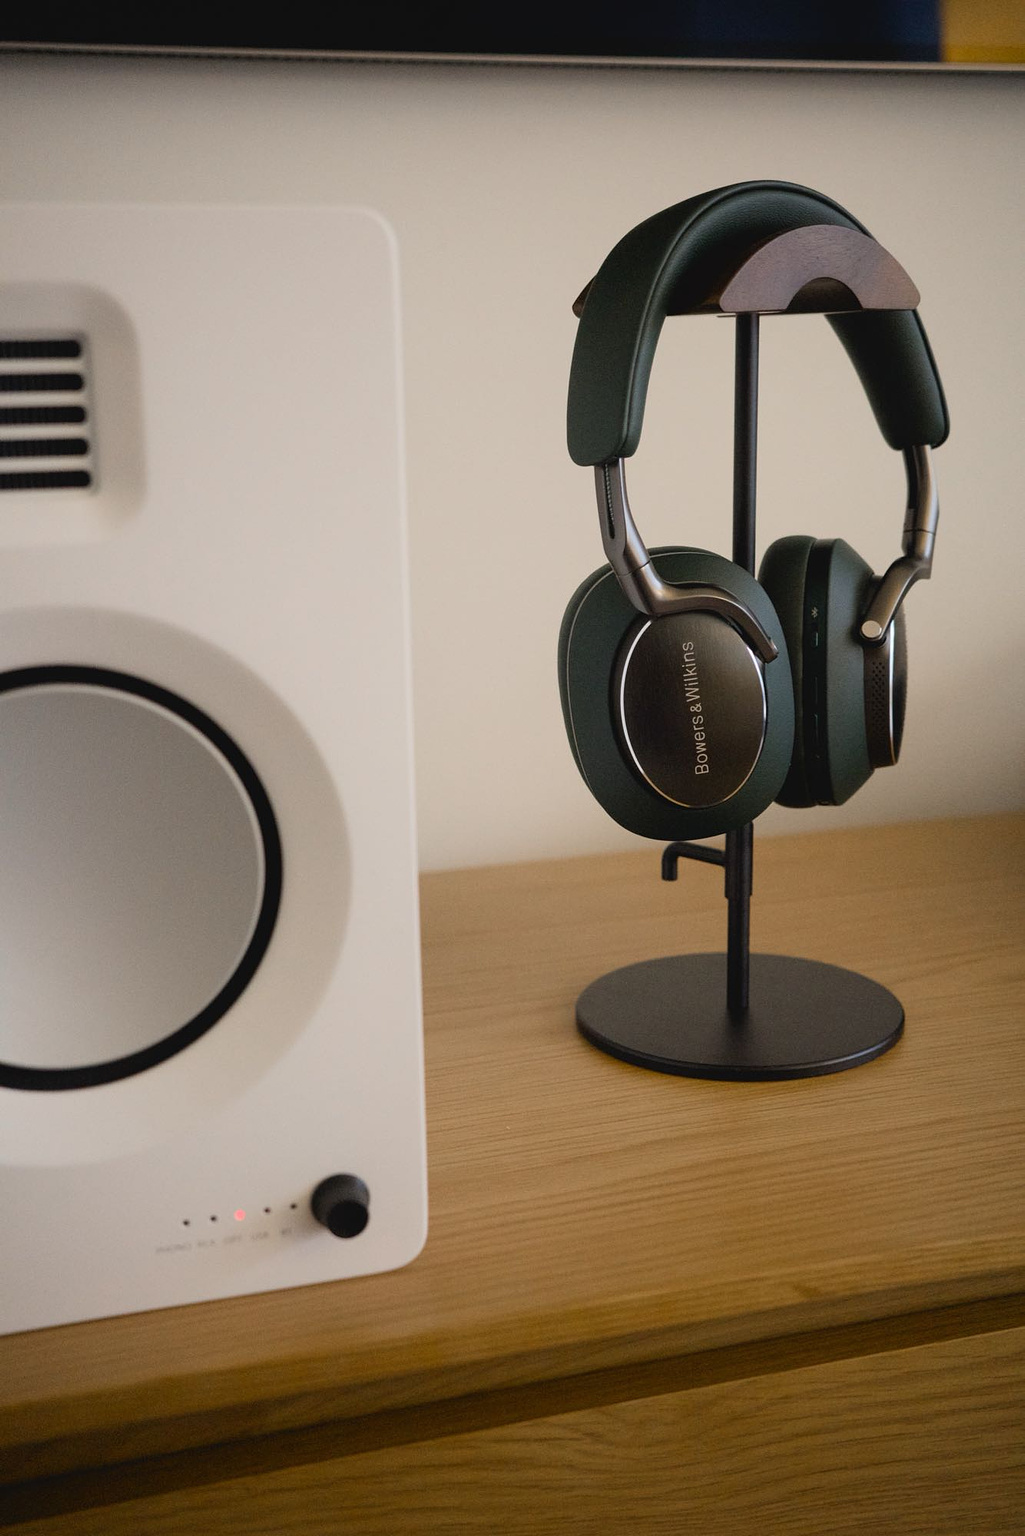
[0, 2, 945, 65]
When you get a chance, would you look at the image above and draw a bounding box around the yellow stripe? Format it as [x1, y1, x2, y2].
[942, 0, 1025, 62]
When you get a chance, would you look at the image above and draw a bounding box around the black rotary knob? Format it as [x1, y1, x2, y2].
[310, 1175, 370, 1238]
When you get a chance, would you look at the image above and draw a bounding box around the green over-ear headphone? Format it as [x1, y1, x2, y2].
[559, 180, 948, 841]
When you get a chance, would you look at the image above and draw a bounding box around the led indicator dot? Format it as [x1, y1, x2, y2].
[234, 1209, 246, 1222]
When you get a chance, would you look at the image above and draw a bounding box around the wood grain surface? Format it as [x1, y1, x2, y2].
[717, 223, 921, 312]
[1, 815, 1022, 1515]
[8, 1323, 1025, 1534]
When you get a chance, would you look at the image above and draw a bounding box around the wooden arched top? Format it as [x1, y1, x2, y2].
[573, 224, 920, 319]
[716, 224, 920, 314]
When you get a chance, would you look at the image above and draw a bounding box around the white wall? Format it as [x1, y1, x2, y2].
[2, 54, 1022, 869]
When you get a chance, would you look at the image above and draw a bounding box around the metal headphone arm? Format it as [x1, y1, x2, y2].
[860, 444, 938, 643]
[598, 444, 937, 655]
[595, 459, 779, 663]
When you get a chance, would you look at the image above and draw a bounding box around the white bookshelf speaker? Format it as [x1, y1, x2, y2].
[0, 204, 427, 1335]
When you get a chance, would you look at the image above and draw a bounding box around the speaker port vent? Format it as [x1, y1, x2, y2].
[0, 339, 82, 360]
[0, 337, 93, 492]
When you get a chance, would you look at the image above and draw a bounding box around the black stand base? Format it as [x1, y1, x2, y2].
[576, 953, 903, 1080]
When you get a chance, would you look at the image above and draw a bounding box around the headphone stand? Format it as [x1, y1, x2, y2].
[576, 248, 910, 1078]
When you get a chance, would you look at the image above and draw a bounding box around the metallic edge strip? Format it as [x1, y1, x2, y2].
[0, 43, 1019, 72]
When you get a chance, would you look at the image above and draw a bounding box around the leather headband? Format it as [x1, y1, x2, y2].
[567, 180, 949, 466]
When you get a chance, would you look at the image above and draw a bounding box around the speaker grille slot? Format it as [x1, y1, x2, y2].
[0, 470, 92, 492]
[0, 372, 84, 393]
[0, 339, 82, 360]
[0, 437, 89, 458]
[0, 338, 94, 492]
[0, 405, 86, 426]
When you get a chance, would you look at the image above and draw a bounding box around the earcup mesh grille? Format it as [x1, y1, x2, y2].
[863, 612, 907, 768]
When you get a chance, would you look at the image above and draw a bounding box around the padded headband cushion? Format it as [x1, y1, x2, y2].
[567, 180, 948, 466]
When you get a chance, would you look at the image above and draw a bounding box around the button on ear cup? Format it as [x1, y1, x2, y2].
[759, 536, 876, 806]
[559, 546, 794, 840]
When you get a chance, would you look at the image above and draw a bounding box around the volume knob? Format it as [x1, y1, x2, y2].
[310, 1175, 370, 1238]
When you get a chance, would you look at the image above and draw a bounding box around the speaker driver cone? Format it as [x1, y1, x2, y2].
[0, 667, 281, 1091]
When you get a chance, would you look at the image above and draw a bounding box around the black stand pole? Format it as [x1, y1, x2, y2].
[725, 312, 759, 1021]
[575, 314, 906, 1081]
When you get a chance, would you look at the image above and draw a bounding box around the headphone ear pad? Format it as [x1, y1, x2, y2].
[759, 535, 875, 807]
[757, 535, 816, 806]
[559, 546, 794, 840]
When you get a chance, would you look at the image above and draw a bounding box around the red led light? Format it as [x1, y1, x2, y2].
[234, 1209, 246, 1222]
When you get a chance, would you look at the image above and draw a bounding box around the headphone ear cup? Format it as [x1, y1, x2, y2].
[758, 535, 876, 807]
[757, 535, 816, 807]
[559, 546, 794, 840]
